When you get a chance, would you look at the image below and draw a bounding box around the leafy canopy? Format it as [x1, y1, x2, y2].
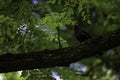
[0, 0, 120, 80]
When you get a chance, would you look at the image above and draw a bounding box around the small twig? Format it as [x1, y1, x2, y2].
[56, 27, 62, 48]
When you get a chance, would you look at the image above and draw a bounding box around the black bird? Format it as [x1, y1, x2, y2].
[74, 24, 104, 56]
[74, 24, 91, 42]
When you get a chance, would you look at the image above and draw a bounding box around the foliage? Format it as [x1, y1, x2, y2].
[0, 0, 120, 80]
[2, 72, 25, 80]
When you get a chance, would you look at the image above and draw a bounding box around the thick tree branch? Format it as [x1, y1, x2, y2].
[0, 29, 120, 73]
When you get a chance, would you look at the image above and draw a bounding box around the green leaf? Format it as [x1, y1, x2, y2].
[21, 71, 28, 78]
[0, 38, 4, 44]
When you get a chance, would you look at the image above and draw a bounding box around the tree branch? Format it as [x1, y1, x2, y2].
[0, 29, 120, 73]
